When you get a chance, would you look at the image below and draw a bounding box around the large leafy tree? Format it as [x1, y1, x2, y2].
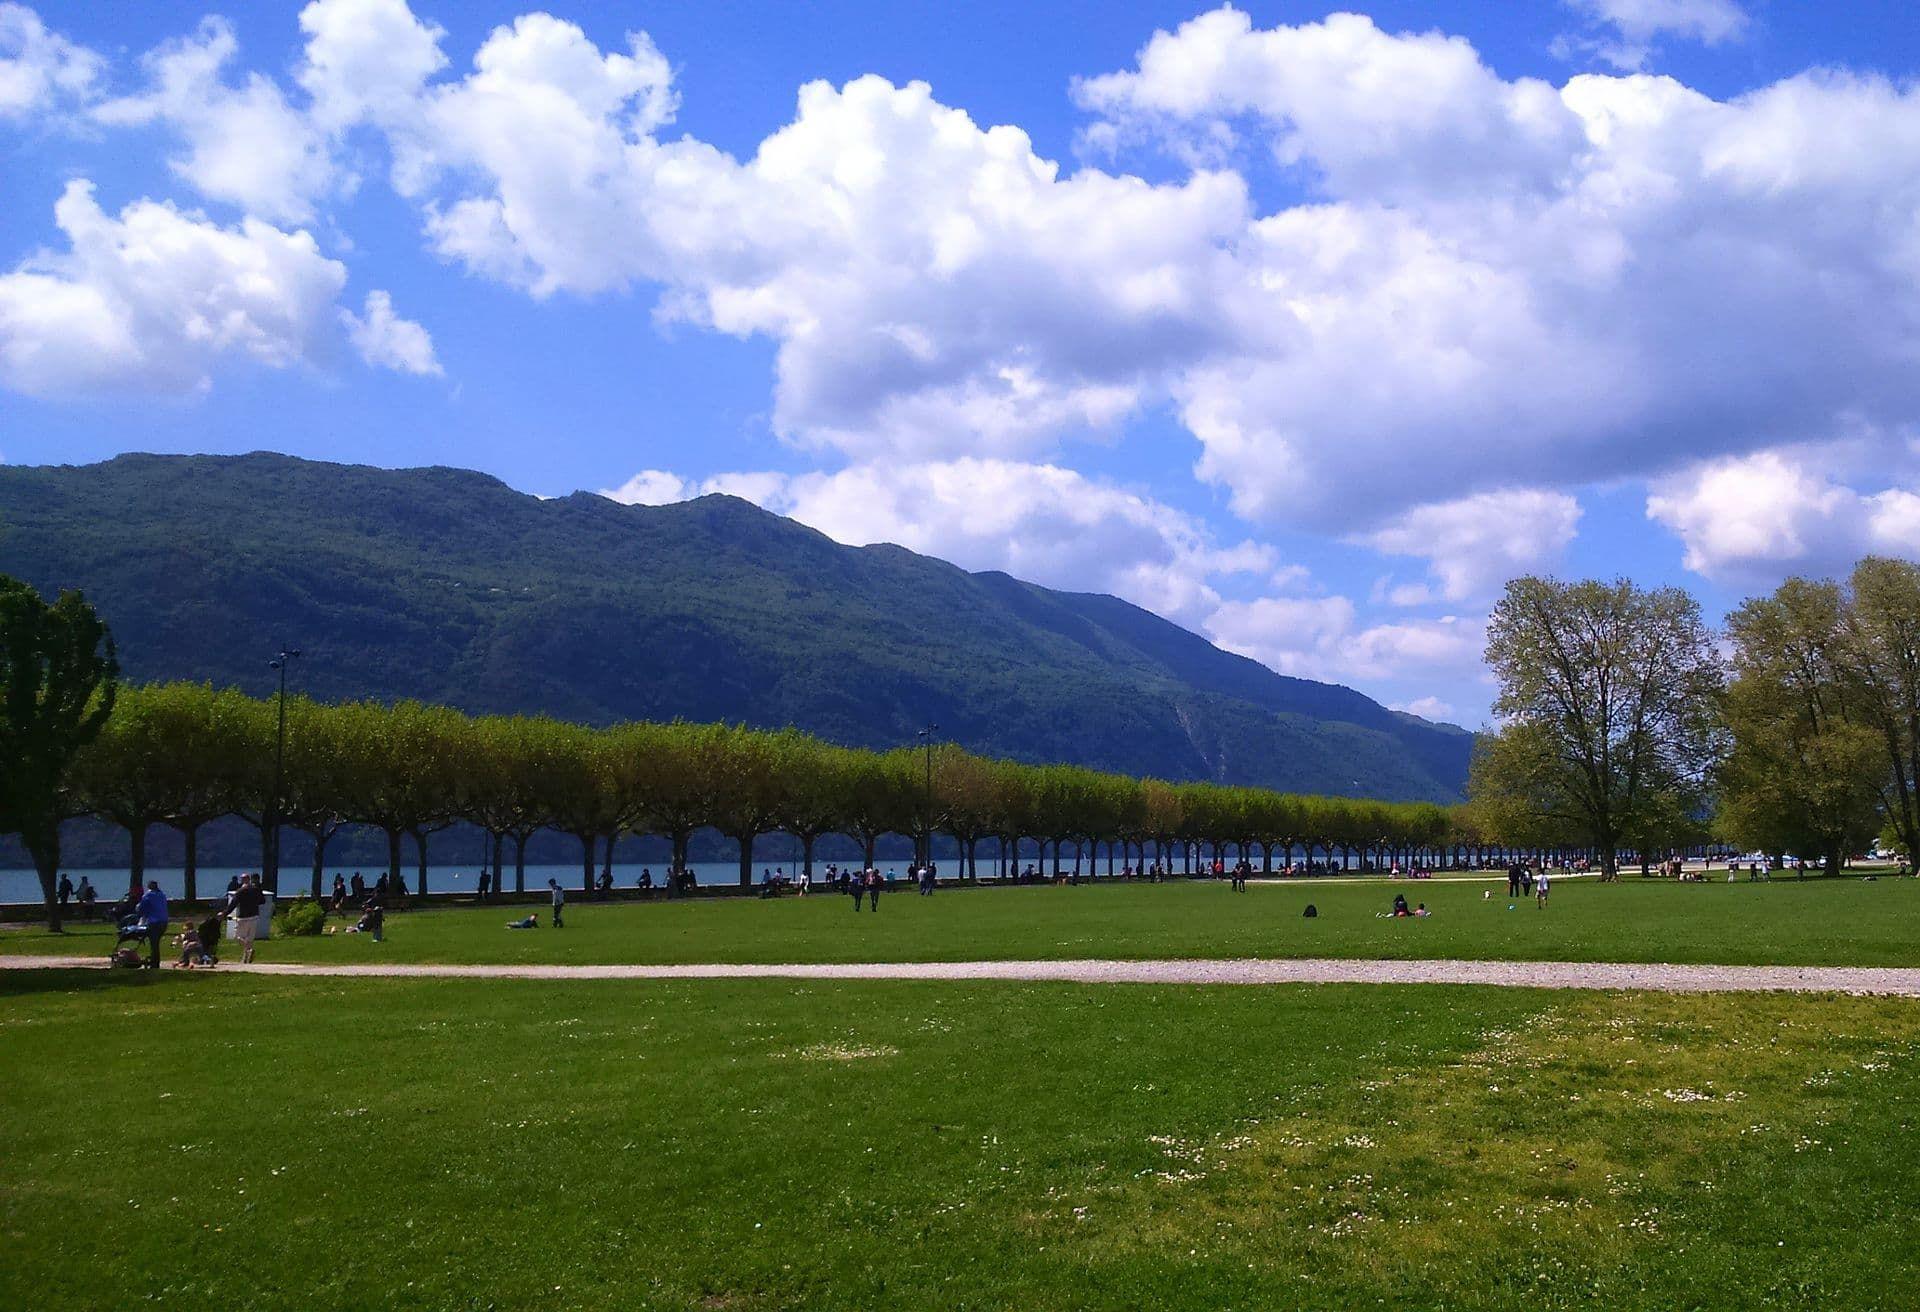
[1717, 577, 1881, 872]
[67, 684, 177, 899]
[1832, 558, 1920, 863]
[774, 738, 853, 883]
[464, 714, 552, 896]
[333, 700, 466, 897]
[1476, 576, 1723, 877]
[528, 719, 623, 894]
[153, 684, 259, 901]
[621, 720, 732, 885]
[281, 697, 363, 898]
[0, 577, 118, 931]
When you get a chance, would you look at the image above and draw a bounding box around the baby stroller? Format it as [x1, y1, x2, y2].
[110, 913, 150, 968]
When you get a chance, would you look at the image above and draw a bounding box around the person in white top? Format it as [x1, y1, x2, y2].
[1535, 868, 1551, 907]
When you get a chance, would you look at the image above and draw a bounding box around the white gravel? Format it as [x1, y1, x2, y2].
[6, 954, 1919, 995]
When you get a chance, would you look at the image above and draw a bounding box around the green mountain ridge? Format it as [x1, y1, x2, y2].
[0, 452, 1472, 802]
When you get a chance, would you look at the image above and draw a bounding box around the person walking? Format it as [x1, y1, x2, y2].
[232, 873, 265, 964]
[477, 870, 492, 900]
[866, 868, 881, 912]
[1535, 867, 1551, 908]
[1506, 863, 1522, 898]
[548, 878, 566, 928]
[57, 874, 73, 906]
[136, 880, 168, 970]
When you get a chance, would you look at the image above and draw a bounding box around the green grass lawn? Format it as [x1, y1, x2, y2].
[4, 969, 1918, 1310]
[8, 874, 1920, 967]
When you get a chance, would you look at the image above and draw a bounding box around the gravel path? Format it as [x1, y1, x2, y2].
[5, 954, 1920, 995]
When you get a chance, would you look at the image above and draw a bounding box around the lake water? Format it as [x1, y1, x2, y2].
[0, 860, 946, 905]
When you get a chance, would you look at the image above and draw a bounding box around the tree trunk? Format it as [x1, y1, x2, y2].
[581, 833, 595, 894]
[415, 830, 430, 898]
[128, 822, 148, 897]
[386, 828, 403, 894]
[260, 821, 275, 892]
[601, 831, 616, 887]
[28, 825, 62, 933]
[671, 830, 692, 893]
[737, 832, 754, 887]
[491, 831, 505, 900]
[310, 830, 329, 901]
[802, 832, 816, 881]
[514, 832, 528, 894]
[182, 824, 200, 903]
[863, 833, 877, 869]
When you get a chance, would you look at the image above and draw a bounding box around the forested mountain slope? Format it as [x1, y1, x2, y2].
[0, 452, 1473, 801]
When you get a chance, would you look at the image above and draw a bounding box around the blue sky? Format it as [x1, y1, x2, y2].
[5, 0, 1920, 725]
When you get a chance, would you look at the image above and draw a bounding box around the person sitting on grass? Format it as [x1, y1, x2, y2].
[1414, 903, 1430, 917]
[172, 922, 208, 968]
[1391, 893, 1410, 917]
[344, 897, 384, 942]
[506, 913, 539, 930]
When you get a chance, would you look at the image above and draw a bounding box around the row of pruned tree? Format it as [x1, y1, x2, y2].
[49, 682, 1498, 919]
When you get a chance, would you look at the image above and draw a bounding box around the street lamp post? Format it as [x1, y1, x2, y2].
[916, 723, 939, 871]
[267, 643, 302, 895]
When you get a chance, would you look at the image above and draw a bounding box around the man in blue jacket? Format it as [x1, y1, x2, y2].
[136, 881, 168, 970]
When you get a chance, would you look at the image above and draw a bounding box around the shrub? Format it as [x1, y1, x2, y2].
[276, 898, 327, 937]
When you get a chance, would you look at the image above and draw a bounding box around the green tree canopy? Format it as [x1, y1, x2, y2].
[0, 575, 118, 930]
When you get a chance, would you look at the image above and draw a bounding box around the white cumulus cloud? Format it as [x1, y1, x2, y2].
[93, 17, 336, 222]
[610, 457, 1275, 625]
[341, 289, 440, 375]
[1646, 450, 1920, 581]
[1204, 596, 1486, 686]
[0, 180, 351, 396]
[0, 2, 98, 118]
[1365, 489, 1583, 604]
[1562, 0, 1749, 70]
[601, 469, 691, 506]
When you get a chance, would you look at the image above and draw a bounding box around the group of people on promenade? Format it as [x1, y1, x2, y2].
[54, 873, 100, 916]
[104, 870, 270, 969]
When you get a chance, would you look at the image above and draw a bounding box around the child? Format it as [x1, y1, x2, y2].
[506, 913, 539, 930]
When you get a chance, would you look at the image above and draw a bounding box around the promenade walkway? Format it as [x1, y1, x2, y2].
[6, 954, 1920, 995]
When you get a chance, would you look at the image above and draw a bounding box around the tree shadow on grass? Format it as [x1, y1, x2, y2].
[0, 967, 185, 1001]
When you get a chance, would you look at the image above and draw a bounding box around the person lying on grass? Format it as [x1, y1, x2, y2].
[506, 914, 540, 930]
